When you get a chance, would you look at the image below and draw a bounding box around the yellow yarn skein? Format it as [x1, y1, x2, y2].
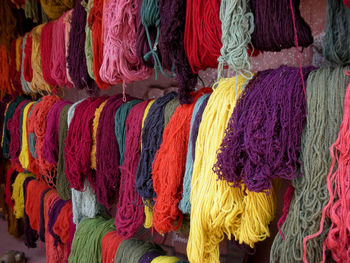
[19, 102, 34, 169]
[150, 256, 180, 263]
[12, 172, 35, 219]
[187, 76, 276, 263]
[91, 101, 107, 170]
[30, 24, 51, 94]
[140, 99, 155, 229]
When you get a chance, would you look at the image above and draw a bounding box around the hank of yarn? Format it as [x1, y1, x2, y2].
[23, 33, 33, 84]
[188, 76, 275, 263]
[217, 0, 254, 78]
[20, 34, 31, 94]
[151, 256, 180, 263]
[136, 92, 177, 200]
[40, 21, 57, 87]
[56, 104, 72, 200]
[115, 100, 149, 239]
[323, 0, 350, 65]
[270, 66, 349, 263]
[159, 0, 198, 104]
[63, 9, 75, 86]
[40, 0, 76, 19]
[277, 184, 295, 240]
[12, 172, 34, 219]
[84, 0, 94, 79]
[250, 0, 313, 51]
[184, 0, 222, 73]
[214, 66, 314, 192]
[67, 0, 96, 93]
[69, 217, 115, 263]
[53, 201, 72, 245]
[100, 0, 150, 85]
[91, 100, 107, 169]
[179, 94, 210, 214]
[102, 231, 124, 263]
[96, 94, 132, 209]
[152, 88, 211, 234]
[139, 250, 165, 263]
[0, 46, 13, 98]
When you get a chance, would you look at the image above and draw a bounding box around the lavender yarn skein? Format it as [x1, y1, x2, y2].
[214, 66, 314, 192]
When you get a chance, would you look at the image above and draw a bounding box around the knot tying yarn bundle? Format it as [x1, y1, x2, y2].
[184, 0, 222, 72]
[67, 0, 96, 93]
[96, 94, 132, 209]
[152, 88, 211, 234]
[214, 66, 314, 192]
[179, 94, 210, 214]
[217, 0, 254, 78]
[188, 76, 276, 263]
[115, 100, 149, 238]
[136, 91, 177, 200]
[323, 0, 350, 65]
[250, 0, 313, 51]
[302, 70, 350, 263]
[40, 21, 57, 87]
[100, 0, 150, 85]
[69, 217, 115, 263]
[159, 0, 198, 104]
[270, 66, 349, 263]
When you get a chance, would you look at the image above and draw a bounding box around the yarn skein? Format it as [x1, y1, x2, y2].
[96, 94, 132, 209]
[214, 66, 314, 192]
[100, 0, 151, 85]
[139, 250, 165, 263]
[159, 0, 198, 104]
[152, 88, 211, 234]
[40, 0, 76, 19]
[84, 0, 94, 80]
[179, 94, 210, 214]
[63, 9, 75, 86]
[184, 0, 222, 73]
[12, 172, 35, 219]
[115, 100, 149, 239]
[20, 34, 31, 94]
[323, 0, 350, 65]
[102, 231, 123, 263]
[270, 66, 349, 263]
[136, 91, 177, 200]
[23, 33, 33, 84]
[40, 21, 57, 87]
[250, 0, 313, 51]
[151, 256, 180, 263]
[302, 70, 350, 263]
[188, 76, 275, 263]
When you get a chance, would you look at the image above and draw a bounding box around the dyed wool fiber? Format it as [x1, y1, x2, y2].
[5, 167, 17, 208]
[115, 100, 149, 238]
[159, 0, 198, 104]
[302, 74, 350, 263]
[20, 34, 32, 94]
[42, 100, 70, 167]
[323, 0, 350, 65]
[56, 104, 72, 200]
[102, 231, 123, 263]
[65, 97, 106, 191]
[250, 0, 313, 51]
[84, 0, 94, 79]
[270, 66, 349, 263]
[12, 172, 34, 219]
[163, 98, 179, 126]
[114, 238, 162, 263]
[23, 33, 33, 83]
[188, 76, 276, 263]
[96, 94, 132, 209]
[40, 189, 51, 242]
[184, 0, 222, 72]
[40, 0, 75, 19]
[67, 0, 96, 93]
[64, 9, 75, 87]
[18, 101, 34, 170]
[214, 66, 314, 192]
[9, 39, 22, 95]
[2, 97, 26, 159]
[23, 177, 39, 248]
[179, 94, 210, 214]
[0, 46, 13, 98]
[88, 0, 109, 89]
[139, 250, 165, 263]
[40, 21, 57, 87]
[48, 199, 68, 244]
[115, 99, 142, 165]
[136, 91, 177, 200]
[217, 0, 254, 78]
[100, 0, 150, 85]
[53, 201, 72, 245]
[69, 217, 115, 263]
[31, 24, 51, 93]
[151, 256, 180, 263]
[152, 88, 211, 234]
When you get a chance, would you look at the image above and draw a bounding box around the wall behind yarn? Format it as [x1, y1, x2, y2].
[62, 0, 327, 262]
